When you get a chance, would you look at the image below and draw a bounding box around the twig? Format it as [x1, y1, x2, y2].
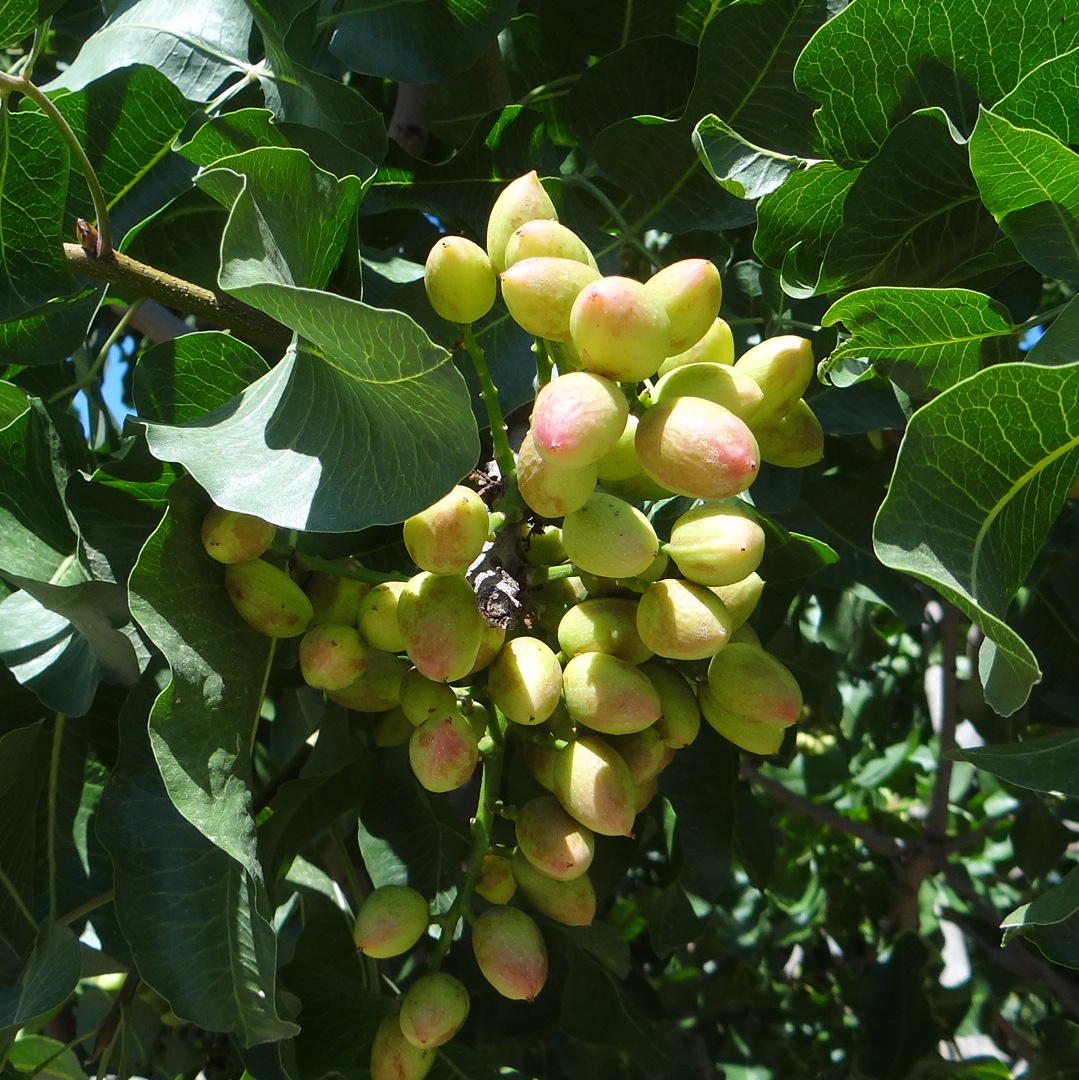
[927, 603, 961, 842]
[740, 762, 905, 859]
[63, 241, 292, 349]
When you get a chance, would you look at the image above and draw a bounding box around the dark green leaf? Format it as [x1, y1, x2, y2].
[0, 0, 36, 50]
[875, 363, 1079, 715]
[951, 730, 1079, 796]
[327, 0, 518, 83]
[754, 161, 855, 296]
[0, 920, 81, 1034]
[1005, 865, 1079, 932]
[357, 749, 469, 913]
[0, 722, 48, 955]
[127, 475, 272, 875]
[1027, 296, 1079, 367]
[593, 116, 757, 235]
[0, 401, 79, 581]
[0, 577, 138, 717]
[552, 925, 673, 1075]
[818, 109, 1001, 295]
[856, 933, 937, 1079]
[693, 116, 806, 201]
[133, 332, 270, 425]
[969, 109, 1079, 286]
[0, 290, 102, 368]
[47, 0, 254, 102]
[179, 109, 289, 169]
[1012, 798, 1070, 881]
[0, 109, 72, 322]
[48, 66, 199, 243]
[658, 724, 737, 901]
[794, 0, 1079, 163]
[648, 882, 708, 957]
[994, 46, 1079, 144]
[810, 378, 908, 435]
[822, 287, 1019, 396]
[0, 383, 28, 428]
[97, 673, 298, 1044]
[686, 0, 827, 158]
[141, 305, 479, 534]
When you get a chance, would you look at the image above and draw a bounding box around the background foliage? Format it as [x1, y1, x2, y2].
[2, 0, 1079, 1076]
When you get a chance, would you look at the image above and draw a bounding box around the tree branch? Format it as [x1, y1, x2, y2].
[63, 240, 292, 350]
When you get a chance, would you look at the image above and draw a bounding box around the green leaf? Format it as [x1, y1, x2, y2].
[8, 1034, 88, 1080]
[856, 933, 938, 1079]
[140, 304, 479, 534]
[357, 749, 470, 912]
[818, 109, 1001, 295]
[686, 0, 826, 158]
[97, 672, 298, 1044]
[0, 290, 103, 368]
[0, 401, 78, 581]
[794, 0, 1079, 163]
[0, 383, 28, 428]
[49, 66, 199, 242]
[1026, 296, 1079, 366]
[994, 47, 1079, 144]
[593, 116, 757, 235]
[133, 332, 270, 425]
[1012, 798, 1070, 881]
[0, 721, 48, 955]
[197, 147, 362, 293]
[658, 724, 737, 902]
[0, 0, 37, 50]
[693, 115, 806, 201]
[969, 109, 1079, 286]
[874, 363, 1079, 715]
[0, 109, 72, 321]
[127, 476, 272, 875]
[951, 730, 1079, 796]
[0, 577, 139, 717]
[552, 925, 674, 1075]
[46, 0, 254, 102]
[326, 0, 518, 83]
[0, 920, 81, 1034]
[754, 161, 856, 296]
[179, 109, 289, 169]
[822, 287, 1019, 396]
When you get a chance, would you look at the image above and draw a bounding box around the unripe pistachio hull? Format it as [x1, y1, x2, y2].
[370, 1014, 434, 1080]
[752, 397, 824, 468]
[424, 235, 496, 324]
[698, 682, 789, 755]
[224, 559, 313, 637]
[640, 661, 702, 748]
[298, 623, 368, 691]
[530, 371, 628, 468]
[652, 361, 764, 423]
[705, 642, 803, 723]
[398, 572, 483, 683]
[557, 597, 652, 665]
[403, 485, 489, 575]
[471, 906, 548, 1001]
[658, 316, 735, 374]
[409, 711, 479, 792]
[561, 651, 662, 735]
[475, 853, 517, 904]
[552, 735, 637, 836]
[636, 578, 733, 660]
[644, 258, 722, 355]
[399, 973, 470, 1049]
[304, 561, 369, 625]
[328, 648, 407, 712]
[354, 884, 429, 958]
[666, 502, 766, 587]
[486, 170, 558, 273]
[710, 572, 764, 630]
[504, 218, 597, 270]
[635, 397, 759, 500]
[515, 795, 595, 881]
[500, 257, 601, 341]
[357, 580, 408, 653]
[517, 431, 598, 518]
[733, 334, 815, 421]
[488, 636, 563, 725]
[570, 276, 671, 382]
[561, 493, 659, 578]
[201, 507, 276, 564]
[511, 848, 596, 925]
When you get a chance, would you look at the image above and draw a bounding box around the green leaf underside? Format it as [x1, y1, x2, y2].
[969, 109, 1079, 286]
[823, 287, 1018, 395]
[693, 115, 806, 201]
[1027, 294, 1079, 366]
[795, 0, 1079, 163]
[46, 0, 255, 102]
[327, 0, 518, 83]
[0, 577, 138, 717]
[98, 675, 297, 1044]
[0, 110, 72, 322]
[197, 146, 362, 293]
[142, 297, 479, 533]
[952, 729, 1079, 796]
[874, 362, 1079, 715]
[0, 290, 103, 368]
[127, 476, 271, 876]
[0, 919, 82, 1032]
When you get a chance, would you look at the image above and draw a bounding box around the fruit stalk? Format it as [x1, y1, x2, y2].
[461, 326, 522, 515]
[427, 708, 507, 972]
